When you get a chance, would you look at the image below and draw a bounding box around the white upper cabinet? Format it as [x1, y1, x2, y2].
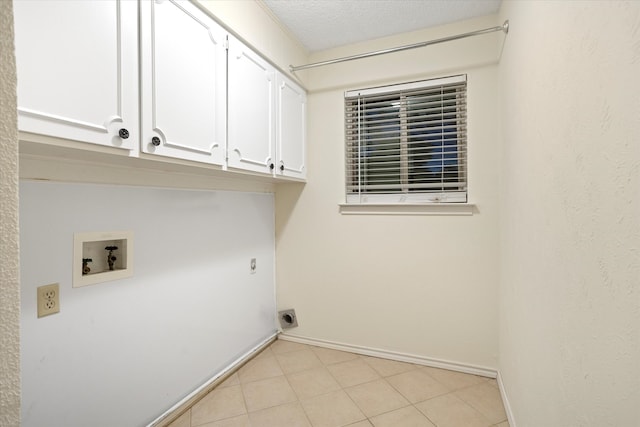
[228, 36, 307, 179]
[140, 0, 227, 165]
[13, 0, 139, 152]
[276, 74, 307, 180]
[14, 0, 305, 182]
[227, 36, 276, 175]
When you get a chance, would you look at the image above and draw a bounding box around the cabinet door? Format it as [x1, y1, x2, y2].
[140, 0, 226, 165]
[276, 73, 307, 180]
[227, 37, 276, 175]
[13, 0, 138, 152]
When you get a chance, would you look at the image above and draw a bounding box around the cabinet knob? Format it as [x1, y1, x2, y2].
[118, 128, 129, 139]
[280, 164, 285, 171]
[151, 136, 161, 147]
[269, 163, 275, 170]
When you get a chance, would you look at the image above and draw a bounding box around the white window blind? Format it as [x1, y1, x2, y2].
[345, 75, 467, 204]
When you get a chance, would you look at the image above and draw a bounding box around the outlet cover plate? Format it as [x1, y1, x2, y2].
[37, 283, 60, 318]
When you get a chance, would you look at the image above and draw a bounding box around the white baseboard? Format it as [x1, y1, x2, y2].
[279, 333, 498, 379]
[146, 332, 278, 427]
[497, 371, 516, 427]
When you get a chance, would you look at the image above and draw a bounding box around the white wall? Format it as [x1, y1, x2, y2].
[276, 16, 502, 369]
[498, 1, 640, 425]
[0, 0, 21, 425]
[20, 182, 276, 427]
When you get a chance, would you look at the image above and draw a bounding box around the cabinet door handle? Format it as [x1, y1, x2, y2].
[279, 164, 285, 171]
[151, 137, 161, 146]
[118, 128, 129, 139]
[269, 163, 275, 170]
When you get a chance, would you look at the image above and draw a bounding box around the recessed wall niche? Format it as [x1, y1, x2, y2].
[73, 231, 133, 287]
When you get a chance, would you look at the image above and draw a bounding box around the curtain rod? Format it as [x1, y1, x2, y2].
[290, 20, 509, 72]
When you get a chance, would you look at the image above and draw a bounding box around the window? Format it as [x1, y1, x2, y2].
[345, 75, 467, 204]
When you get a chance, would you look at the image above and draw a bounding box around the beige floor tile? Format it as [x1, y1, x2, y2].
[311, 346, 360, 365]
[455, 381, 507, 424]
[191, 385, 247, 426]
[198, 414, 251, 427]
[369, 406, 436, 427]
[300, 390, 366, 427]
[237, 355, 283, 384]
[167, 410, 190, 427]
[178, 342, 507, 427]
[242, 375, 298, 412]
[248, 402, 312, 427]
[415, 393, 492, 427]
[421, 367, 487, 391]
[326, 358, 380, 388]
[344, 379, 410, 417]
[276, 349, 324, 374]
[287, 366, 342, 400]
[218, 372, 240, 388]
[345, 421, 373, 427]
[386, 369, 449, 403]
[253, 347, 275, 360]
[362, 356, 417, 377]
[271, 339, 310, 354]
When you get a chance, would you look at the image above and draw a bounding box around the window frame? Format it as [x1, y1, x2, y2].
[344, 74, 468, 205]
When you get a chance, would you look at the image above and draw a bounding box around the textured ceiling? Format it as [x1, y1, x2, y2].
[263, 0, 502, 52]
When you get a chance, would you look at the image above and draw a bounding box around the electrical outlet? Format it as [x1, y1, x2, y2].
[250, 258, 257, 274]
[37, 283, 60, 318]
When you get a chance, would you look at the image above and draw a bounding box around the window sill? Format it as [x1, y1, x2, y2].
[338, 203, 476, 216]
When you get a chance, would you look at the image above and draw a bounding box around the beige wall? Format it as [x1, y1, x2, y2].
[0, 0, 21, 425]
[276, 16, 502, 369]
[498, 1, 640, 425]
[198, 0, 308, 83]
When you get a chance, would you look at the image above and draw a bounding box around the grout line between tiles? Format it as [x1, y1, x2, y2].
[271, 352, 314, 426]
[414, 401, 439, 427]
[238, 381, 251, 421]
[452, 383, 509, 426]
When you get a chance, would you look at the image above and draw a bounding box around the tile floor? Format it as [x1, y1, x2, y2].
[168, 340, 510, 427]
